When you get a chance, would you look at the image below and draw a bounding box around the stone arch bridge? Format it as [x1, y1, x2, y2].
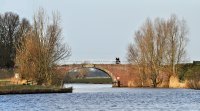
[58, 64, 137, 87]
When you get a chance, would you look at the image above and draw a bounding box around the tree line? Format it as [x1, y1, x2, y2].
[0, 12, 31, 68]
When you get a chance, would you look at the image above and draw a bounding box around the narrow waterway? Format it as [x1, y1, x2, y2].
[0, 84, 200, 111]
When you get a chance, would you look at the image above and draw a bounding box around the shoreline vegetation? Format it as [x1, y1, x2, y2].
[0, 10, 72, 95]
[0, 71, 199, 95]
[0, 85, 72, 95]
[70, 78, 112, 84]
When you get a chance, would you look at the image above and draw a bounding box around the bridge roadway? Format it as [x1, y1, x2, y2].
[58, 63, 138, 87]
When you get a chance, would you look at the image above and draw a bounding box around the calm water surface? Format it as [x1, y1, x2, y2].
[0, 84, 200, 111]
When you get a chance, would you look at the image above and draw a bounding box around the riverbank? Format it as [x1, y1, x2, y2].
[0, 85, 72, 95]
[70, 78, 112, 84]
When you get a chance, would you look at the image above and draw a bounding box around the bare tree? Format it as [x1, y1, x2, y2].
[165, 15, 188, 75]
[127, 15, 188, 88]
[127, 39, 148, 87]
[16, 9, 71, 86]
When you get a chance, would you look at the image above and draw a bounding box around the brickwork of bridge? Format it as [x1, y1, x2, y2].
[60, 64, 138, 87]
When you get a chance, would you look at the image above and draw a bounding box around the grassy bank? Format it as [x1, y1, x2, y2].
[0, 85, 72, 95]
[70, 78, 112, 84]
[0, 79, 10, 82]
[0, 79, 12, 86]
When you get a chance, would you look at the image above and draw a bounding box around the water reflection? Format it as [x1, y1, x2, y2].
[64, 83, 112, 93]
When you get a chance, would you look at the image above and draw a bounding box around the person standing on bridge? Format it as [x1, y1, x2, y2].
[116, 57, 120, 64]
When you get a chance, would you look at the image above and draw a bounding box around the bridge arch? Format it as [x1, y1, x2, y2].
[61, 64, 132, 87]
[66, 65, 117, 82]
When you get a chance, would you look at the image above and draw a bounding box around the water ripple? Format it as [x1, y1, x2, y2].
[0, 84, 200, 111]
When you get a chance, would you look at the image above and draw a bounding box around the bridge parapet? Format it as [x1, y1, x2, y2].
[64, 61, 129, 65]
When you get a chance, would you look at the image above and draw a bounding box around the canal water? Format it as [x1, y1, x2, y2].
[1, 84, 200, 111]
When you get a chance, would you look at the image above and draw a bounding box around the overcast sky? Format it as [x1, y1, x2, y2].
[1, 0, 200, 63]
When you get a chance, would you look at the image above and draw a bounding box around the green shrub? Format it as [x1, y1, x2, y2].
[185, 66, 200, 89]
